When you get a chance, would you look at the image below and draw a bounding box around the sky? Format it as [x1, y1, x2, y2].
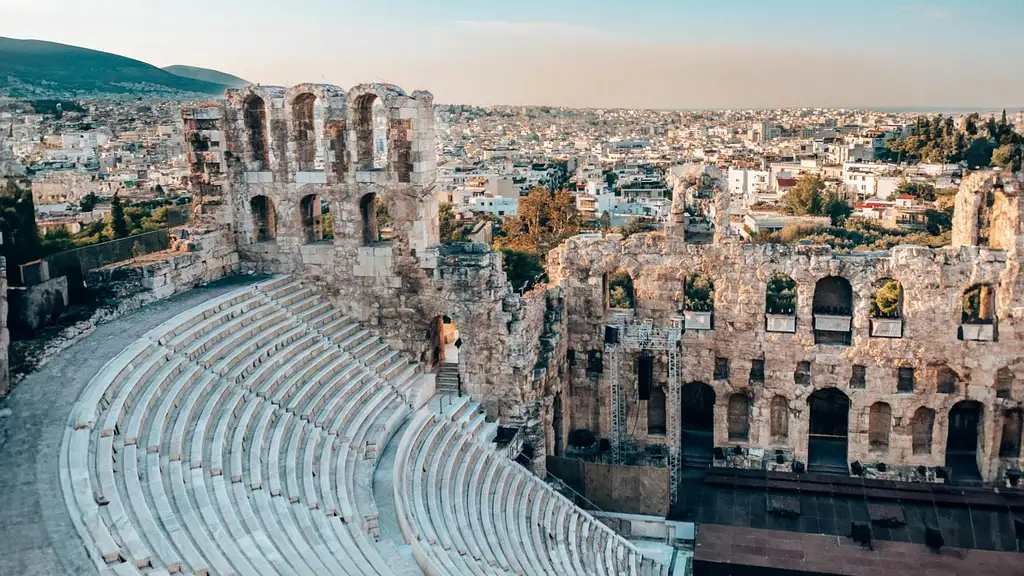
[2, 0, 1023, 109]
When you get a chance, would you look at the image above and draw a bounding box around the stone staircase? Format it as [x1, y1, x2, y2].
[437, 362, 460, 395]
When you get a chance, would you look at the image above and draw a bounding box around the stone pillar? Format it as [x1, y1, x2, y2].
[665, 178, 687, 247]
[711, 167, 731, 245]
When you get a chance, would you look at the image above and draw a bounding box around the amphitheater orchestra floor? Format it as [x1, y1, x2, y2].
[675, 467, 1024, 575]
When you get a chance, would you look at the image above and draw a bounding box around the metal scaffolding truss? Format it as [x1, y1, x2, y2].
[605, 317, 683, 496]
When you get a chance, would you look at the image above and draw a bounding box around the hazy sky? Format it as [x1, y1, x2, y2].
[2, 0, 1023, 109]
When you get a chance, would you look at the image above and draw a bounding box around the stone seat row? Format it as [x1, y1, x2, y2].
[394, 401, 669, 576]
[63, 276, 426, 575]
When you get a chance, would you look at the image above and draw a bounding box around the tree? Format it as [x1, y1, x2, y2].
[494, 186, 580, 255]
[599, 211, 611, 234]
[110, 192, 129, 239]
[991, 144, 1019, 171]
[607, 270, 635, 309]
[439, 201, 464, 244]
[0, 180, 43, 280]
[871, 280, 901, 318]
[782, 175, 825, 216]
[822, 193, 852, 226]
[924, 209, 952, 235]
[79, 192, 101, 212]
[500, 249, 545, 293]
[895, 179, 936, 202]
[620, 218, 657, 238]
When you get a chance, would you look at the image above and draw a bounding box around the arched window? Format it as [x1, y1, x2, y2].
[250, 195, 275, 241]
[935, 365, 959, 394]
[244, 96, 269, 168]
[292, 93, 318, 170]
[354, 94, 388, 170]
[685, 274, 715, 312]
[765, 273, 797, 315]
[727, 393, 750, 442]
[647, 387, 667, 435]
[869, 278, 904, 338]
[960, 284, 997, 341]
[868, 402, 892, 452]
[999, 409, 1023, 458]
[770, 395, 789, 441]
[996, 367, 1014, 400]
[911, 407, 935, 455]
[299, 194, 321, 243]
[606, 269, 635, 310]
[813, 276, 853, 345]
[962, 284, 995, 323]
[870, 279, 903, 319]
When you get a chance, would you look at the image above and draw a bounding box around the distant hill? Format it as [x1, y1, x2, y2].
[0, 37, 229, 98]
[163, 65, 249, 89]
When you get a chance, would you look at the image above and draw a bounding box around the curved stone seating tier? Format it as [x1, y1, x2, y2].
[395, 403, 670, 576]
[61, 276, 426, 575]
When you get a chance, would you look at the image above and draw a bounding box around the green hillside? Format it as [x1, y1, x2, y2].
[0, 37, 228, 98]
[163, 65, 249, 88]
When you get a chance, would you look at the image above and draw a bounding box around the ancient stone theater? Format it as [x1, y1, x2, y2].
[1, 81, 1022, 575]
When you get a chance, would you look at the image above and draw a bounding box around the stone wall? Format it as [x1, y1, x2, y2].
[546, 170, 1024, 482]
[182, 84, 551, 454]
[10, 228, 240, 387]
[548, 455, 670, 516]
[182, 81, 1024, 488]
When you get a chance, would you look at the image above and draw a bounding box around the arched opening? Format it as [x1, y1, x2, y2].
[935, 365, 959, 394]
[647, 386, 667, 435]
[911, 407, 935, 455]
[770, 395, 789, 442]
[765, 273, 797, 315]
[429, 315, 461, 393]
[960, 284, 996, 341]
[869, 278, 903, 338]
[552, 393, 563, 456]
[292, 93, 318, 171]
[299, 193, 322, 243]
[250, 195, 276, 241]
[683, 273, 715, 331]
[244, 96, 269, 168]
[429, 314, 460, 365]
[946, 400, 983, 483]
[355, 94, 388, 170]
[996, 367, 1014, 400]
[606, 269, 635, 310]
[358, 193, 390, 245]
[868, 402, 892, 452]
[680, 382, 715, 468]
[807, 388, 850, 474]
[727, 393, 751, 442]
[999, 409, 1022, 459]
[812, 276, 853, 345]
[765, 273, 797, 333]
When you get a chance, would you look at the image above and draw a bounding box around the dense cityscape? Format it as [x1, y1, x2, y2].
[1, 2, 1024, 573]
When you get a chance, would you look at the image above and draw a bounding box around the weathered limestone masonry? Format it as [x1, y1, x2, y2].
[182, 84, 557, 472]
[547, 169, 1024, 484]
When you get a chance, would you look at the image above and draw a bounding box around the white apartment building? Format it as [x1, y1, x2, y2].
[469, 195, 518, 217]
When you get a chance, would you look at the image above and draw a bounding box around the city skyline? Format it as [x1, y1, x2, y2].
[2, 0, 1024, 108]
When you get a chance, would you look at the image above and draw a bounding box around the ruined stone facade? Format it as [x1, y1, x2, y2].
[547, 170, 1024, 483]
[182, 84, 558, 472]
[184, 84, 1024, 485]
